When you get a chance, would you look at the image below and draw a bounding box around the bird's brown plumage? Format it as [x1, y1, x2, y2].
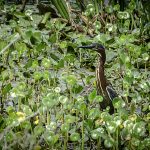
[78, 43, 117, 113]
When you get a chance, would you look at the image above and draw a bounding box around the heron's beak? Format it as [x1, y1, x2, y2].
[78, 43, 105, 52]
[78, 44, 96, 50]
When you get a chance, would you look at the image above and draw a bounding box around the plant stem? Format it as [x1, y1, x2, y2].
[97, 137, 101, 149]
[47, 109, 50, 124]
[0, 33, 20, 55]
[64, 132, 68, 150]
[116, 128, 119, 150]
[81, 109, 84, 150]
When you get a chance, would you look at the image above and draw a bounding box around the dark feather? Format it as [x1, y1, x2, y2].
[106, 86, 117, 101]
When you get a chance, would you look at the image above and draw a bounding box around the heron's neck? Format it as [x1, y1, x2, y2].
[96, 54, 107, 95]
[99, 51, 106, 64]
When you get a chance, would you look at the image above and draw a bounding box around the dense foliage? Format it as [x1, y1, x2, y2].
[0, 0, 149, 149]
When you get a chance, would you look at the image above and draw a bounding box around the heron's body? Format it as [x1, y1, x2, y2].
[79, 43, 117, 113]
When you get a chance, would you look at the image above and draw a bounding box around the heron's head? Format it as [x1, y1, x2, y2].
[78, 43, 105, 53]
[78, 43, 106, 63]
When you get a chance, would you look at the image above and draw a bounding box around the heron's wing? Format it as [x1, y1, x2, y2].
[106, 86, 117, 101]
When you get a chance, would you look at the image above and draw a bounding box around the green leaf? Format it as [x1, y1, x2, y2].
[64, 115, 76, 124]
[64, 54, 75, 63]
[61, 123, 70, 132]
[117, 11, 130, 19]
[34, 125, 45, 136]
[91, 129, 99, 140]
[15, 42, 27, 56]
[65, 75, 77, 85]
[42, 70, 51, 80]
[2, 83, 12, 96]
[112, 98, 126, 109]
[72, 84, 83, 94]
[33, 71, 42, 80]
[41, 58, 51, 68]
[46, 122, 57, 131]
[88, 108, 101, 120]
[42, 93, 59, 108]
[24, 59, 33, 69]
[70, 132, 80, 142]
[104, 138, 114, 148]
[56, 59, 64, 69]
[107, 121, 117, 133]
[44, 131, 56, 143]
[95, 95, 103, 102]
[88, 89, 97, 103]
[49, 33, 57, 43]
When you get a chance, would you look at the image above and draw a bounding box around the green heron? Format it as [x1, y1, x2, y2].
[78, 43, 117, 113]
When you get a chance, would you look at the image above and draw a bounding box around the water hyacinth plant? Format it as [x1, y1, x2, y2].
[0, 0, 150, 149]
